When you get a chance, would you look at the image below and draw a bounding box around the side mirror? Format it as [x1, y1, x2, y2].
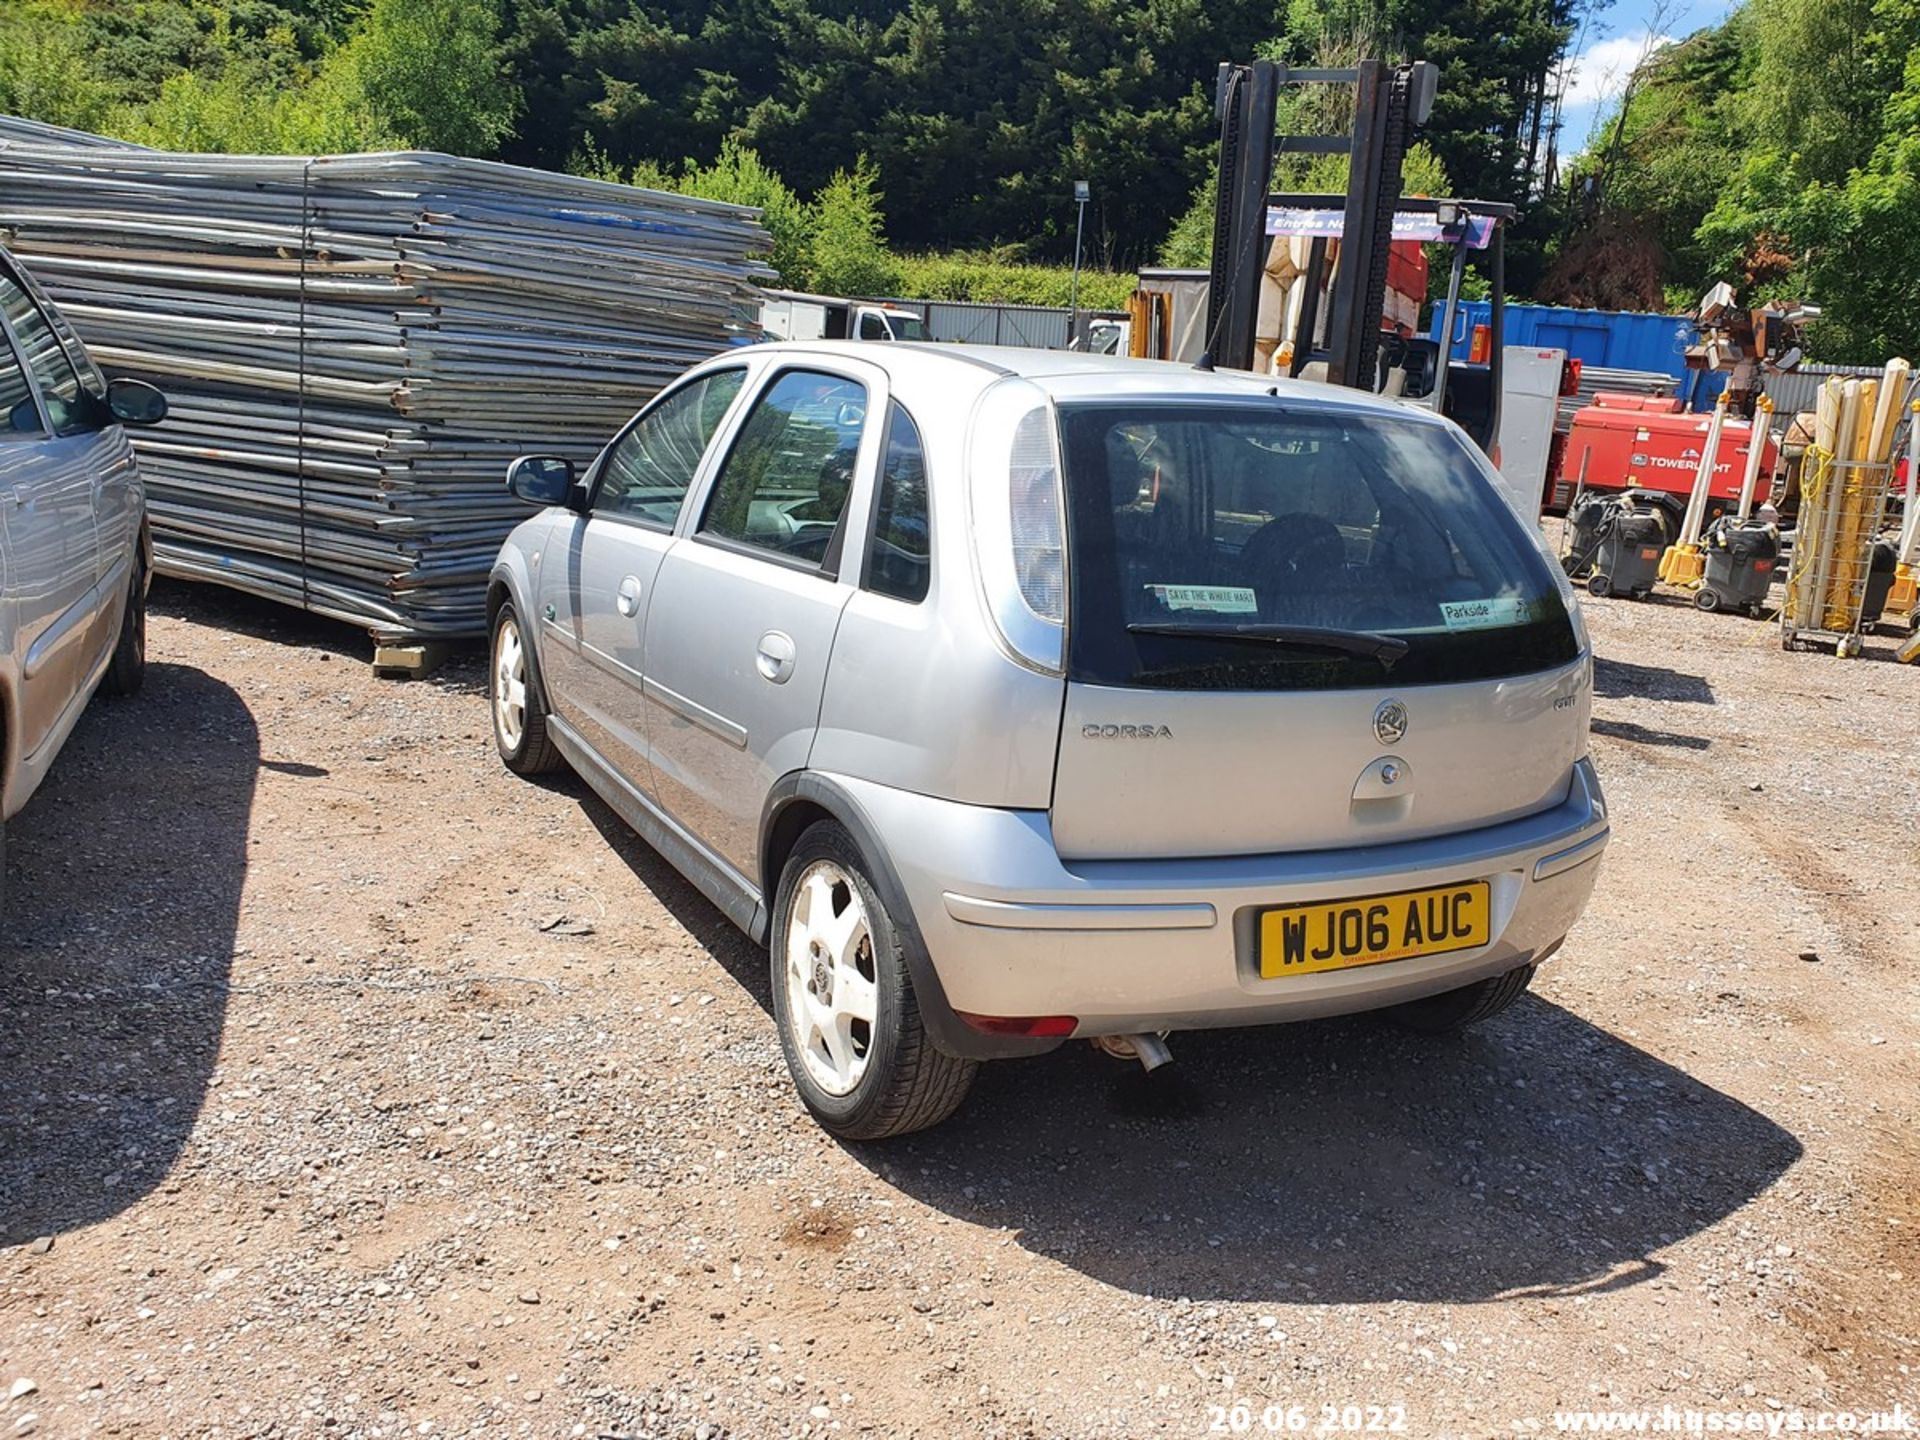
[506, 454, 576, 506]
[106, 378, 168, 427]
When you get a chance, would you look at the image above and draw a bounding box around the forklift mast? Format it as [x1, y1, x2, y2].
[1204, 58, 1512, 453]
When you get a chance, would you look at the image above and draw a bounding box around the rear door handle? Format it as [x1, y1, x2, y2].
[755, 630, 796, 683]
[615, 574, 643, 617]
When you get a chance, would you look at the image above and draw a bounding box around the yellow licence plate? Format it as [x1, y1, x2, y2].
[1258, 881, 1491, 979]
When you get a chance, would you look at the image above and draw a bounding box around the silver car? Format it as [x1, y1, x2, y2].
[488, 343, 1607, 1138]
[0, 244, 166, 897]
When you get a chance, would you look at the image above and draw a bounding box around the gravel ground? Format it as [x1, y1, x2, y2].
[1, 570, 1916, 1440]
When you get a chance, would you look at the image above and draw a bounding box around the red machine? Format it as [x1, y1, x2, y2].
[1557, 393, 1780, 511]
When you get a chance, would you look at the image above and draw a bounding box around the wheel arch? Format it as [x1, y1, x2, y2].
[759, 772, 1062, 1062]
[0, 676, 11, 820]
[487, 574, 516, 625]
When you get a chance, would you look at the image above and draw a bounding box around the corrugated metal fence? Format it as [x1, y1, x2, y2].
[873, 297, 1080, 349]
[1762, 364, 1886, 417]
[927, 301, 1072, 348]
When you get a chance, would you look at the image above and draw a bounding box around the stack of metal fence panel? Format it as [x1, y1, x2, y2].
[1555, 364, 1679, 434]
[0, 139, 771, 638]
[0, 115, 143, 149]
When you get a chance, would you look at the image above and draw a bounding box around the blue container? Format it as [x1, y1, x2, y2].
[1430, 303, 1722, 409]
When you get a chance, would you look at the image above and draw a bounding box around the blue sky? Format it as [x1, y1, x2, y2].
[1554, 0, 1740, 158]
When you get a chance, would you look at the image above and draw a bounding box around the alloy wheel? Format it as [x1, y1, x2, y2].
[783, 861, 878, 1096]
[493, 615, 528, 751]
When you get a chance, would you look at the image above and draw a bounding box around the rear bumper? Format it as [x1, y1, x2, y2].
[831, 760, 1608, 1039]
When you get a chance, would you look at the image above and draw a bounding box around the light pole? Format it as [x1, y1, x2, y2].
[1069, 179, 1090, 343]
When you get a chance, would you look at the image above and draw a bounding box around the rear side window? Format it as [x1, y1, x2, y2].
[865, 401, 930, 602]
[701, 369, 867, 569]
[0, 267, 92, 436]
[1057, 403, 1578, 690]
[595, 368, 745, 527]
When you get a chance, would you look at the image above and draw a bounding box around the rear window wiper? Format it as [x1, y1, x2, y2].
[1126, 621, 1409, 668]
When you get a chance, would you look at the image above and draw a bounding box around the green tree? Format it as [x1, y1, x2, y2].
[0, 2, 116, 134]
[678, 138, 816, 289]
[335, 0, 519, 156]
[127, 18, 393, 153]
[807, 157, 901, 295]
[1737, 0, 1889, 188]
[1743, 11, 1920, 357]
[1571, 19, 1751, 288]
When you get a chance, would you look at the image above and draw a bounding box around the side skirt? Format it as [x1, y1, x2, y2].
[547, 714, 765, 939]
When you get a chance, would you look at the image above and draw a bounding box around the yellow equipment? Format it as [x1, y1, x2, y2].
[1657, 391, 1729, 587]
[1883, 398, 1920, 628]
[1736, 395, 1777, 519]
[1782, 359, 1912, 656]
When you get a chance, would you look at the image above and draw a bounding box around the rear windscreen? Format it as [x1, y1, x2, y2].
[1057, 403, 1579, 691]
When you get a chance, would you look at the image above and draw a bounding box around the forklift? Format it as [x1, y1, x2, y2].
[1200, 58, 1516, 457]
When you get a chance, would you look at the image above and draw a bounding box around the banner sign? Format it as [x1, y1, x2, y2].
[1265, 208, 1495, 250]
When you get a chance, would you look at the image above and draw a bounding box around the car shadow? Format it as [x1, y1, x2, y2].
[146, 578, 486, 698]
[570, 783, 772, 1011]
[529, 742, 1796, 1307]
[557, 785, 1799, 1307]
[1593, 656, 1716, 705]
[0, 662, 259, 1244]
[846, 998, 1801, 1305]
[1589, 717, 1713, 750]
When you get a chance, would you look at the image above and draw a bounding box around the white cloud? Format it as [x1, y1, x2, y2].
[1560, 32, 1675, 109]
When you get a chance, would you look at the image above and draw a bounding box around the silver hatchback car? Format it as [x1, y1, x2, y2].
[489, 343, 1607, 1138]
[0, 243, 166, 898]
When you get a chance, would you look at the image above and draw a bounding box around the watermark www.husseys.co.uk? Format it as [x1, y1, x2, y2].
[1549, 1405, 1915, 1435]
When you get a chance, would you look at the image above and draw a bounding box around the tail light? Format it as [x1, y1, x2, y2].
[1560, 357, 1584, 396]
[968, 379, 1067, 674]
[957, 1012, 1078, 1038]
[1009, 410, 1066, 620]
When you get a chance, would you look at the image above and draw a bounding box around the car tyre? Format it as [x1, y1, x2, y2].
[1387, 963, 1536, 1035]
[771, 820, 977, 1139]
[490, 601, 563, 776]
[102, 564, 146, 698]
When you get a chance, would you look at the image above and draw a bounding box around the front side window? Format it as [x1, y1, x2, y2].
[0, 267, 92, 436]
[701, 369, 868, 568]
[19, 262, 106, 396]
[0, 323, 37, 435]
[1057, 403, 1578, 690]
[594, 368, 745, 527]
[865, 401, 930, 602]
[858, 312, 890, 341]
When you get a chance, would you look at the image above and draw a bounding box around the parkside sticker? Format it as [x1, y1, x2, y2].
[1439, 597, 1527, 630]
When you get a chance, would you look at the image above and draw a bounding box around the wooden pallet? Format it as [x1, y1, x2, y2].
[371, 642, 450, 680]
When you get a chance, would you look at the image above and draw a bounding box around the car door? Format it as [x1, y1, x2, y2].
[534, 364, 750, 793]
[642, 361, 881, 881]
[9, 257, 141, 586]
[0, 264, 109, 763]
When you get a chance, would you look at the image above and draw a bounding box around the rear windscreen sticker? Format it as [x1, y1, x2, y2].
[1439, 597, 1527, 630]
[1149, 584, 1260, 614]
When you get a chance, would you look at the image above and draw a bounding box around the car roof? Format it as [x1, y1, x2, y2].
[738, 340, 1443, 424]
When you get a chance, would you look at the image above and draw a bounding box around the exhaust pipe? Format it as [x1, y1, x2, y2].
[1093, 1032, 1173, 1073]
